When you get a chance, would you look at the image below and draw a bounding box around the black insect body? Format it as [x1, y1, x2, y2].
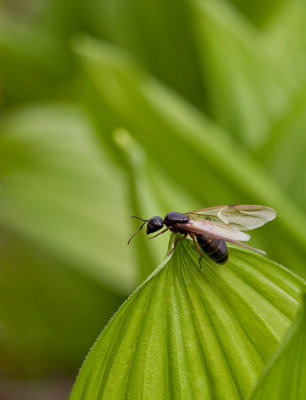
[163, 212, 229, 265]
[128, 205, 276, 266]
[164, 212, 190, 234]
[146, 216, 164, 234]
[196, 233, 228, 265]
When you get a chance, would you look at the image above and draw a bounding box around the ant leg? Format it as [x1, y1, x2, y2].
[190, 234, 204, 269]
[176, 234, 188, 243]
[190, 234, 203, 256]
[148, 228, 168, 239]
[167, 234, 187, 256]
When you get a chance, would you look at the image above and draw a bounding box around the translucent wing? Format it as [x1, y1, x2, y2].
[178, 219, 251, 241]
[176, 219, 266, 255]
[185, 205, 276, 231]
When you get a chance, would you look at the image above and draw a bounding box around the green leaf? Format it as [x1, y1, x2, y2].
[265, 0, 306, 80]
[194, 0, 293, 147]
[113, 128, 165, 278]
[248, 291, 306, 400]
[73, 35, 306, 277]
[69, 237, 304, 399]
[0, 12, 73, 104]
[95, 0, 206, 110]
[0, 104, 137, 294]
[113, 128, 197, 278]
[227, 0, 288, 27]
[0, 230, 123, 378]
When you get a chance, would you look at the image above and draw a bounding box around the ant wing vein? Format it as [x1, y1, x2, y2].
[185, 205, 276, 231]
[182, 219, 251, 241]
[177, 220, 265, 255]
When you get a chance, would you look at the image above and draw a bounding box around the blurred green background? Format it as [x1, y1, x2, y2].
[1, 0, 306, 399]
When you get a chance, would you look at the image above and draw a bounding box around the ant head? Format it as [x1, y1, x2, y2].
[127, 215, 164, 245]
[146, 216, 164, 234]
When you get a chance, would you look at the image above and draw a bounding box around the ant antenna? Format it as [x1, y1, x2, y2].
[127, 216, 148, 245]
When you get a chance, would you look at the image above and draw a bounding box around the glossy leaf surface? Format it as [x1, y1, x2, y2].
[70, 238, 304, 399]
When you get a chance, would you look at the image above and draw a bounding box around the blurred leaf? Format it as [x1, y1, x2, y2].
[0, 104, 137, 294]
[263, 95, 306, 214]
[114, 128, 197, 278]
[69, 237, 304, 399]
[0, 0, 305, 393]
[194, 0, 293, 147]
[73, 36, 306, 277]
[256, 0, 306, 214]
[264, 0, 306, 79]
[0, 11, 74, 105]
[228, 0, 288, 27]
[0, 230, 123, 378]
[95, 0, 206, 110]
[113, 128, 164, 279]
[249, 291, 306, 400]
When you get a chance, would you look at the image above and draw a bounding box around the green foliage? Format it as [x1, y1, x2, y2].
[0, 105, 128, 377]
[69, 238, 305, 399]
[1, 0, 306, 397]
[249, 293, 306, 399]
[1, 105, 137, 294]
[0, 230, 123, 378]
[74, 35, 306, 277]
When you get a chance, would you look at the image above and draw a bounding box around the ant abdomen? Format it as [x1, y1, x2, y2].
[197, 233, 228, 264]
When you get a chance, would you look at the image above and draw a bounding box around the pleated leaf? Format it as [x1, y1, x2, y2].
[69, 237, 304, 399]
[249, 292, 306, 400]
